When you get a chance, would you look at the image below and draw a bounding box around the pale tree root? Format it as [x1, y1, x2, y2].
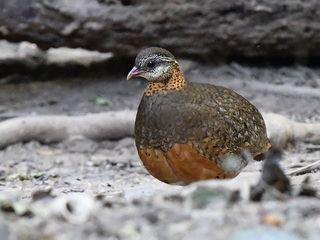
[0, 110, 319, 149]
[0, 110, 135, 149]
[263, 113, 320, 148]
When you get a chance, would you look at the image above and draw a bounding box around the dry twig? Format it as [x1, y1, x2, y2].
[287, 159, 320, 176]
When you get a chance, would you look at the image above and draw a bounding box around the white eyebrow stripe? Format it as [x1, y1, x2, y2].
[142, 55, 175, 65]
[157, 56, 175, 62]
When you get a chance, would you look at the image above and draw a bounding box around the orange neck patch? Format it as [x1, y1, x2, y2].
[145, 68, 187, 96]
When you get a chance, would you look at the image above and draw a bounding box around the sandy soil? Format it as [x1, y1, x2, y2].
[0, 62, 319, 240]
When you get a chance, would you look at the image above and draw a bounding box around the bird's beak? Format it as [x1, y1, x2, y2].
[127, 66, 144, 80]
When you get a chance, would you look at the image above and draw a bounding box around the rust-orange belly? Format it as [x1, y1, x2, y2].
[137, 143, 238, 184]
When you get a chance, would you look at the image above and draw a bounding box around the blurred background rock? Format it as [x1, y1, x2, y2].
[1, 0, 320, 81]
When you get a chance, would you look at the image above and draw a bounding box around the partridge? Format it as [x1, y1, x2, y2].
[127, 47, 271, 184]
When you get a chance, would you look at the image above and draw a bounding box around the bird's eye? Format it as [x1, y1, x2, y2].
[147, 60, 155, 68]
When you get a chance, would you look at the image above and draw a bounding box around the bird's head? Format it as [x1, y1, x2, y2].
[127, 47, 179, 83]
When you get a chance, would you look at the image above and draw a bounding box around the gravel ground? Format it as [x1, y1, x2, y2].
[0, 62, 319, 240]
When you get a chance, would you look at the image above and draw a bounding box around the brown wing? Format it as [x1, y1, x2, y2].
[184, 83, 271, 158]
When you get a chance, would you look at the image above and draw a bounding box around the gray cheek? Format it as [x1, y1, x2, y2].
[142, 66, 171, 81]
[153, 66, 170, 79]
[153, 67, 163, 78]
